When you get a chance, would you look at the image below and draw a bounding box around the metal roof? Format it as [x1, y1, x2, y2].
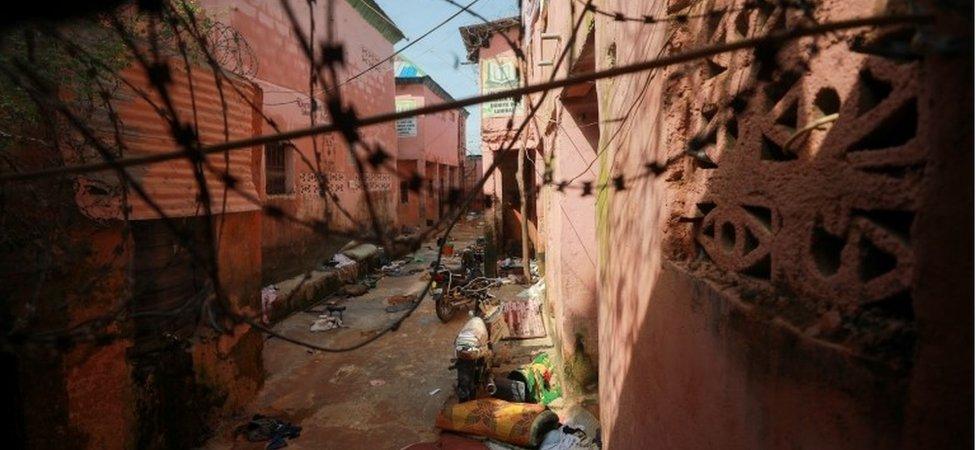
[458, 16, 520, 62]
[347, 0, 406, 44]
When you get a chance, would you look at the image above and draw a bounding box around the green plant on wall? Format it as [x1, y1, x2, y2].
[0, 0, 218, 154]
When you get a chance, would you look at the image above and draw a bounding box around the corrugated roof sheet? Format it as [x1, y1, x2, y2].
[76, 62, 262, 221]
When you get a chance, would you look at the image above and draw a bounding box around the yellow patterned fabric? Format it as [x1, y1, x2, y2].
[435, 399, 559, 447]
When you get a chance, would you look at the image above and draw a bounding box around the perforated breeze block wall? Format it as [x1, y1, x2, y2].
[597, 0, 971, 449]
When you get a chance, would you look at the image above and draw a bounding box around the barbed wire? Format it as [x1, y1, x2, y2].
[572, 0, 814, 24]
[0, 0, 932, 353]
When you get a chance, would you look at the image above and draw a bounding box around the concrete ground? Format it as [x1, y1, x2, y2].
[204, 218, 553, 450]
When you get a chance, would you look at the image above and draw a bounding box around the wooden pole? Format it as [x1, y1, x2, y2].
[517, 136, 531, 281]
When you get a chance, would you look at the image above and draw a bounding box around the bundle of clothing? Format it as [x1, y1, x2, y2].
[235, 414, 302, 450]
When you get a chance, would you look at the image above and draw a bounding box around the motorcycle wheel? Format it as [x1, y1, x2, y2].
[435, 295, 456, 323]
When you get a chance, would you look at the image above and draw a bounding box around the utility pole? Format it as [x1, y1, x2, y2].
[517, 134, 531, 282]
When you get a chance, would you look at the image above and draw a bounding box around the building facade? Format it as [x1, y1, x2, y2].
[463, 154, 485, 212]
[1, 1, 408, 448]
[513, 0, 972, 449]
[460, 17, 540, 270]
[393, 57, 468, 230]
[200, 0, 404, 282]
[2, 60, 266, 449]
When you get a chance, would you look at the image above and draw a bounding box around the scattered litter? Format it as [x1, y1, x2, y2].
[498, 257, 522, 270]
[381, 259, 407, 276]
[234, 414, 301, 450]
[428, 388, 441, 396]
[261, 285, 280, 324]
[331, 253, 356, 268]
[540, 426, 600, 450]
[310, 315, 342, 332]
[362, 276, 379, 289]
[341, 283, 369, 297]
[326, 304, 346, 321]
[370, 379, 386, 387]
[540, 406, 601, 450]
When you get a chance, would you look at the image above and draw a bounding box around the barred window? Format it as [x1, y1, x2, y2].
[265, 141, 293, 195]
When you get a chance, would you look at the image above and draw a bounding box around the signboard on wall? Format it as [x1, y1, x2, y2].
[395, 98, 418, 137]
[481, 56, 523, 117]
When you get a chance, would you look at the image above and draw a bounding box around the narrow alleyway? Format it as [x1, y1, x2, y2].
[205, 218, 551, 449]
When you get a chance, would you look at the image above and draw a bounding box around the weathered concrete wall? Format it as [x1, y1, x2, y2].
[202, 0, 399, 282]
[521, 1, 600, 394]
[475, 24, 541, 260]
[596, 0, 972, 449]
[463, 155, 484, 211]
[0, 56, 266, 448]
[395, 80, 465, 229]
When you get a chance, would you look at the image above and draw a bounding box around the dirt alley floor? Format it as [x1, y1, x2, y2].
[204, 218, 550, 449]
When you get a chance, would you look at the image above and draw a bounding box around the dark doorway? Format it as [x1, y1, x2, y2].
[128, 218, 215, 449]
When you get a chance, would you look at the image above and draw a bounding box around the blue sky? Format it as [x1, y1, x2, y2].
[375, 0, 519, 155]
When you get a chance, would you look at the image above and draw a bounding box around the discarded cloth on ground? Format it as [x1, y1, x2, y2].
[310, 315, 342, 332]
[509, 353, 562, 405]
[540, 405, 601, 450]
[331, 253, 356, 268]
[435, 398, 559, 448]
[234, 414, 301, 450]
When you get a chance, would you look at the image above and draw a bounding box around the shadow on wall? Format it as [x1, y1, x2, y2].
[599, 5, 971, 449]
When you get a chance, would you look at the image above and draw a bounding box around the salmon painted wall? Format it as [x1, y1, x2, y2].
[595, 1, 972, 449]
[477, 25, 541, 259]
[394, 80, 465, 228]
[2, 58, 265, 447]
[520, 1, 601, 394]
[201, 0, 399, 282]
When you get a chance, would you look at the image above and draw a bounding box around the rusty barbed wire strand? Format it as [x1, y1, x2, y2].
[0, 0, 921, 348]
[571, 0, 815, 24]
[0, 12, 929, 185]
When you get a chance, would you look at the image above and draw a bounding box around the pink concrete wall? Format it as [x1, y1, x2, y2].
[396, 82, 463, 164]
[478, 25, 542, 259]
[394, 80, 465, 228]
[202, 0, 399, 281]
[595, 1, 971, 449]
[396, 159, 421, 228]
[395, 84, 426, 161]
[522, 1, 600, 392]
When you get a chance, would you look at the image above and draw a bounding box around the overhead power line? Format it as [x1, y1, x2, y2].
[0, 13, 929, 183]
[338, 0, 481, 89]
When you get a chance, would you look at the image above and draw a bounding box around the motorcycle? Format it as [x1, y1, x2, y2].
[449, 295, 506, 402]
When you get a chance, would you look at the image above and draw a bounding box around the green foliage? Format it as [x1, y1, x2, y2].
[0, 0, 215, 151]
